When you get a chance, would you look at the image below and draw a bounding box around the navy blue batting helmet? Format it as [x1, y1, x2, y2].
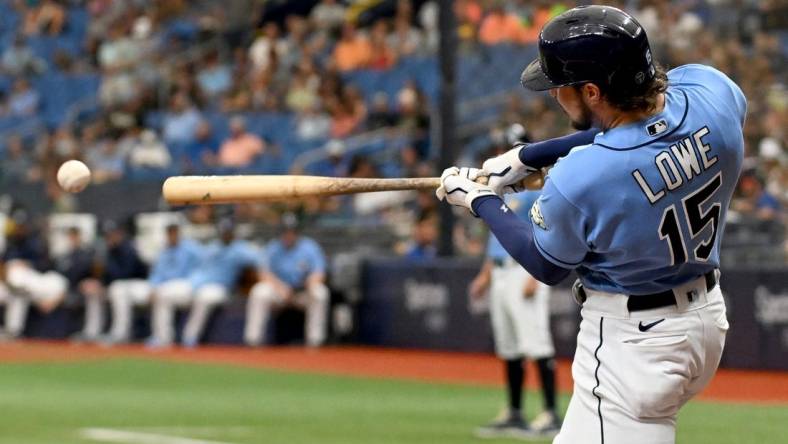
[521, 5, 655, 94]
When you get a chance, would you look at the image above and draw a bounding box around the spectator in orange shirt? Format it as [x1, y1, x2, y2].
[455, 0, 483, 25]
[216, 116, 266, 168]
[333, 22, 372, 72]
[478, 6, 524, 45]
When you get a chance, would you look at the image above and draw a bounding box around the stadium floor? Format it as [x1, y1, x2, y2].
[0, 341, 786, 443]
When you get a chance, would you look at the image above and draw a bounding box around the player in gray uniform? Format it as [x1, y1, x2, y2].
[439, 5, 745, 443]
[469, 190, 560, 439]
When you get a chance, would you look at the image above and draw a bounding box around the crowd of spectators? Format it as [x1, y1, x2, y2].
[0, 0, 785, 260]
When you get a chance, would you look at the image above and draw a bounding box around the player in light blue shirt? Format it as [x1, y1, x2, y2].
[438, 5, 744, 442]
[106, 222, 204, 344]
[245, 213, 330, 347]
[148, 224, 203, 286]
[149, 219, 260, 348]
[260, 232, 326, 289]
[527, 62, 746, 294]
[188, 234, 260, 290]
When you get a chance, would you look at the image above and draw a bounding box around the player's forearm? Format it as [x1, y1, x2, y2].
[472, 196, 572, 286]
[518, 128, 598, 168]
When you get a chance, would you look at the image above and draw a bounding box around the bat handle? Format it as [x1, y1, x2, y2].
[474, 169, 545, 191]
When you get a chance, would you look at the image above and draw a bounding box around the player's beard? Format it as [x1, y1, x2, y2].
[570, 99, 594, 131]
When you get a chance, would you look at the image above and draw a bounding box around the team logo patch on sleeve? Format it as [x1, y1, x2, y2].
[530, 201, 548, 230]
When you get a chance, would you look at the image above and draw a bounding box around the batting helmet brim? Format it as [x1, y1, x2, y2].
[520, 59, 558, 91]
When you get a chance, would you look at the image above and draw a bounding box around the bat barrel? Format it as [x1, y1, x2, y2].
[163, 175, 441, 205]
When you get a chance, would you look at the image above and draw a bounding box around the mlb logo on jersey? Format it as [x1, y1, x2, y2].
[647, 119, 668, 136]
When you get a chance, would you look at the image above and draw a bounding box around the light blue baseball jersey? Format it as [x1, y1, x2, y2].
[487, 191, 540, 260]
[188, 239, 260, 289]
[148, 239, 203, 286]
[262, 237, 326, 288]
[531, 64, 746, 295]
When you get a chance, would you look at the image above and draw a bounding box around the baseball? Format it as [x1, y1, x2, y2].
[57, 160, 91, 193]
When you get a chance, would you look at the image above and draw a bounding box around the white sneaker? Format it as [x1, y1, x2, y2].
[530, 410, 561, 436]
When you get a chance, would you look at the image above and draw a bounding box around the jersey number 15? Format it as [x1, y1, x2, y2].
[658, 172, 722, 265]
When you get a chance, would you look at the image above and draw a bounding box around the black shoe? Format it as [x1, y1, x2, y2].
[474, 413, 539, 440]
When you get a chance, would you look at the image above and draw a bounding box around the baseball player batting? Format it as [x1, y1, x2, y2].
[437, 5, 745, 444]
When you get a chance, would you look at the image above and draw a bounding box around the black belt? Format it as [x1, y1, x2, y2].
[626, 270, 717, 312]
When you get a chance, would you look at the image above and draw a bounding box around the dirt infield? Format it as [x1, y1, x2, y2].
[1, 340, 786, 404]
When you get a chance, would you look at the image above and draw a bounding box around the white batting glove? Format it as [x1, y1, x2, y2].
[480, 142, 539, 195]
[435, 167, 497, 216]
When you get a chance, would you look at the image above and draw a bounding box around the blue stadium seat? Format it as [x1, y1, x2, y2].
[32, 73, 100, 128]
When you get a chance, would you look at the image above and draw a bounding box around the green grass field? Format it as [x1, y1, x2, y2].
[0, 359, 785, 444]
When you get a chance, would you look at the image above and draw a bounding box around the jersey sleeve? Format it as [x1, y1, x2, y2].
[669, 64, 747, 126]
[530, 178, 590, 268]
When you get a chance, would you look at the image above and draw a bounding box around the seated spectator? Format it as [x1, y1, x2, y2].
[329, 87, 366, 138]
[148, 218, 260, 348]
[216, 116, 266, 168]
[395, 81, 430, 155]
[419, 0, 440, 52]
[366, 92, 396, 130]
[247, 67, 283, 111]
[162, 93, 202, 145]
[249, 22, 288, 74]
[733, 172, 782, 221]
[97, 25, 138, 72]
[1, 36, 46, 76]
[22, 0, 67, 36]
[182, 120, 219, 169]
[105, 223, 202, 344]
[402, 212, 438, 261]
[347, 155, 412, 217]
[296, 103, 331, 141]
[8, 78, 40, 117]
[98, 71, 138, 107]
[310, 0, 346, 34]
[285, 71, 319, 113]
[85, 139, 125, 183]
[197, 52, 233, 99]
[128, 130, 172, 169]
[245, 213, 329, 347]
[75, 220, 148, 342]
[399, 145, 432, 178]
[309, 139, 347, 177]
[368, 20, 397, 70]
[478, 6, 525, 45]
[388, 16, 424, 57]
[333, 22, 372, 72]
[0, 211, 68, 339]
[0, 136, 35, 184]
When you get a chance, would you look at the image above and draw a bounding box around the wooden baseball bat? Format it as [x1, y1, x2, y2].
[162, 173, 544, 205]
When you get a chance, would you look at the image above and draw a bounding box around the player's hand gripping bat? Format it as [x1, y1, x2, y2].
[162, 171, 545, 205]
